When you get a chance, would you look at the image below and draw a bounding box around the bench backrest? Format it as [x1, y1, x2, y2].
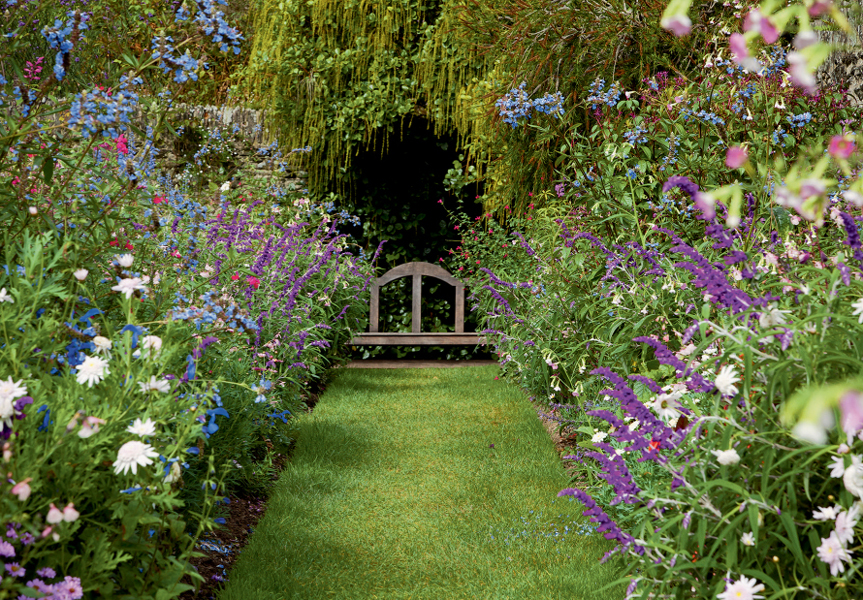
[368, 262, 465, 334]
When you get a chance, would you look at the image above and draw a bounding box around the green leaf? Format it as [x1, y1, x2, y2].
[42, 155, 54, 185]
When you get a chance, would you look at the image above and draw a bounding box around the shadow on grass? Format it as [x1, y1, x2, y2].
[219, 367, 625, 600]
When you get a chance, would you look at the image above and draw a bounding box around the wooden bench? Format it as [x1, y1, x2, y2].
[349, 262, 484, 346]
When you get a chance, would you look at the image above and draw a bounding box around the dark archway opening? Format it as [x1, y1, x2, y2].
[336, 118, 491, 360]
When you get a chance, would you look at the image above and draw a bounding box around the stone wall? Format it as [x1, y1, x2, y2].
[817, 2, 863, 107]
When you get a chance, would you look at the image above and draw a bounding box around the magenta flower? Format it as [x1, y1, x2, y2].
[829, 135, 856, 159]
[725, 146, 748, 169]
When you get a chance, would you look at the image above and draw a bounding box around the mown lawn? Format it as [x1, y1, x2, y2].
[220, 366, 623, 600]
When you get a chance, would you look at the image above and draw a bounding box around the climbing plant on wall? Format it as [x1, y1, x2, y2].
[236, 0, 739, 214]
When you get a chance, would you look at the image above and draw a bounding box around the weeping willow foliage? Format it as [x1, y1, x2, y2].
[238, 0, 734, 213]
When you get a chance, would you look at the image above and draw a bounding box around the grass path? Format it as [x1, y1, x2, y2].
[220, 366, 622, 600]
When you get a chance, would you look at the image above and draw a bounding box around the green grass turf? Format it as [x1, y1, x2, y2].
[219, 366, 624, 600]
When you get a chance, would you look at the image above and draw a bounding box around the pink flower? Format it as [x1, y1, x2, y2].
[46, 503, 64, 525]
[62, 503, 80, 523]
[230, 273, 240, 281]
[787, 52, 817, 94]
[661, 14, 692, 36]
[725, 146, 748, 169]
[743, 9, 779, 44]
[694, 192, 716, 219]
[115, 134, 128, 155]
[840, 391, 863, 442]
[829, 135, 856, 159]
[808, 0, 832, 17]
[11, 478, 31, 501]
[729, 33, 761, 72]
[247, 276, 260, 289]
[153, 196, 167, 204]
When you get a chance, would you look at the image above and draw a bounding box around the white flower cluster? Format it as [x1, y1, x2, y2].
[0, 377, 29, 436]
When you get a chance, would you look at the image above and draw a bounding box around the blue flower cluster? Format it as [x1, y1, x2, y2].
[623, 124, 647, 145]
[787, 112, 813, 129]
[658, 135, 679, 173]
[150, 36, 202, 84]
[67, 75, 143, 139]
[170, 290, 259, 332]
[680, 108, 726, 127]
[41, 10, 89, 81]
[585, 78, 622, 110]
[495, 82, 564, 128]
[179, 0, 245, 55]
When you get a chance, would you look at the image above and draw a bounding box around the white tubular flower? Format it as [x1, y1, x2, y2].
[0, 288, 14, 304]
[852, 298, 863, 324]
[73, 269, 88, 281]
[75, 356, 110, 388]
[113, 440, 159, 476]
[712, 448, 741, 466]
[111, 278, 146, 299]
[140, 336, 162, 357]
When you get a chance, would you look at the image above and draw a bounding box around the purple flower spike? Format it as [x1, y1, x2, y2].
[662, 176, 700, 200]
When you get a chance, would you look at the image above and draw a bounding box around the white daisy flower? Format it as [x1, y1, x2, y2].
[115, 254, 134, 268]
[113, 440, 159, 476]
[75, 355, 110, 388]
[714, 365, 740, 397]
[812, 505, 840, 521]
[0, 377, 27, 402]
[716, 575, 765, 600]
[111, 278, 146, 299]
[126, 417, 157, 437]
[92, 336, 113, 354]
[741, 532, 755, 546]
[648, 392, 684, 421]
[137, 376, 171, 394]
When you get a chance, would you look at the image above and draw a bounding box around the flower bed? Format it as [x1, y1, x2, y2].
[0, 2, 378, 597]
[449, 8, 863, 597]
